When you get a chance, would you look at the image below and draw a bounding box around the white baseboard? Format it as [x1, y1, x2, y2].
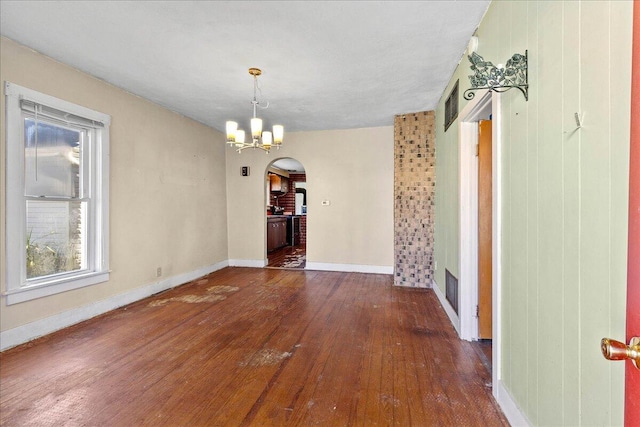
[305, 262, 393, 275]
[0, 260, 228, 351]
[431, 279, 530, 426]
[431, 278, 461, 337]
[496, 380, 531, 426]
[228, 259, 266, 268]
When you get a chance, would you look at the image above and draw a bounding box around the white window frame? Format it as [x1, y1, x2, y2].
[4, 82, 110, 304]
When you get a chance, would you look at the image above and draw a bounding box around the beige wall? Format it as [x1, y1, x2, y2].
[434, 1, 632, 425]
[226, 127, 394, 269]
[0, 37, 229, 331]
[0, 36, 394, 339]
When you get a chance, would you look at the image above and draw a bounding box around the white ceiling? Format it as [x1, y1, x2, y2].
[272, 158, 306, 173]
[0, 1, 490, 133]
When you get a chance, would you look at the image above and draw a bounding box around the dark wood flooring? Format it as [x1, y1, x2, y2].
[0, 267, 508, 426]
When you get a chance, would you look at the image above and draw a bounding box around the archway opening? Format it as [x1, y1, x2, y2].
[264, 157, 307, 269]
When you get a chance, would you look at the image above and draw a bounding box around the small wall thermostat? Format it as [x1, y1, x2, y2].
[241, 166, 250, 177]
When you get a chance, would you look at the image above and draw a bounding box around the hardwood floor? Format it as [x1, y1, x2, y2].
[267, 244, 306, 269]
[0, 268, 508, 426]
[471, 339, 492, 374]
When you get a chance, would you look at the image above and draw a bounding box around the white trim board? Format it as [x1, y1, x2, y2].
[0, 260, 228, 351]
[431, 278, 461, 336]
[496, 381, 532, 427]
[457, 90, 506, 412]
[432, 279, 529, 426]
[305, 262, 393, 275]
[228, 259, 267, 268]
[457, 91, 503, 342]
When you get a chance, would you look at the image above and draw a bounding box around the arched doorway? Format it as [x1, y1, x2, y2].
[264, 157, 307, 269]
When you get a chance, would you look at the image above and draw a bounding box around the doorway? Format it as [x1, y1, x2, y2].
[458, 91, 502, 396]
[265, 157, 307, 269]
[478, 119, 493, 340]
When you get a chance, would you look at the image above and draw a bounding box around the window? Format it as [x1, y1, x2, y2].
[5, 82, 110, 304]
[444, 80, 459, 131]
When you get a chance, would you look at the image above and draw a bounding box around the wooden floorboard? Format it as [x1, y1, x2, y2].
[0, 267, 508, 426]
[267, 245, 306, 269]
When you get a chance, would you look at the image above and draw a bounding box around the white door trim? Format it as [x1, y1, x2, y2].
[457, 90, 503, 396]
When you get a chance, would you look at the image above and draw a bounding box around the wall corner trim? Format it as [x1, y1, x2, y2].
[496, 381, 532, 427]
[305, 262, 393, 275]
[228, 259, 267, 268]
[0, 260, 229, 351]
[431, 278, 461, 336]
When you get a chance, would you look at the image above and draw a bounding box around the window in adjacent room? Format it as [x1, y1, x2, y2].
[444, 79, 459, 131]
[4, 82, 111, 304]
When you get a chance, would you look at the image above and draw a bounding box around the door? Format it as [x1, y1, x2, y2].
[626, 1, 640, 423]
[478, 119, 492, 339]
[605, 4, 640, 423]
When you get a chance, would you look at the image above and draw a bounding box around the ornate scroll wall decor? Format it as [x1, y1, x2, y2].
[464, 50, 528, 101]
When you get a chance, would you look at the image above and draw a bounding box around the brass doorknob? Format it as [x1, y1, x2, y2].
[601, 337, 640, 370]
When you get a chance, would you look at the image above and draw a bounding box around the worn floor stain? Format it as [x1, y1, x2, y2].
[149, 283, 239, 307]
[207, 285, 240, 294]
[240, 349, 292, 367]
[280, 255, 305, 268]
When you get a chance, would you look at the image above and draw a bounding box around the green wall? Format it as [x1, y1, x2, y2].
[434, 1, 632, 425]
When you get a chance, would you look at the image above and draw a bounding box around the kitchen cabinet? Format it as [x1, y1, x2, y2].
[267, 216, 288, 252]
[270, 174, 289, 194]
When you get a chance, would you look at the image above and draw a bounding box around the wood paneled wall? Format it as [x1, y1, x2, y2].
[434, 1, 632, 425]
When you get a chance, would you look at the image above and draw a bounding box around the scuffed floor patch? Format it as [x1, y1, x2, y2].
[280, 255, 305, 268]
[207, 285, 240, 294]
[149, 284, 240, 307]
[280, 249, 306, 268]
[240, 349, 292, 367]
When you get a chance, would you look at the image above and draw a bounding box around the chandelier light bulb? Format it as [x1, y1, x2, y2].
[273, 125, 284, 145]
[226, 121, 237, 143]
[262, 131, 273, 147]
[251, 118, 263, 140]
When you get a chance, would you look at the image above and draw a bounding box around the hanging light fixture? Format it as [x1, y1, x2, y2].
[226, 68, 284, 153]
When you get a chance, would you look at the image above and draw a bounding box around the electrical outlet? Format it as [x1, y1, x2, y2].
[321, 200, 330, 206]
[434, 261, 438, 270]
[156, 267, 162, 277]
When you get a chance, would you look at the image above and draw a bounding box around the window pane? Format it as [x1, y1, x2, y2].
[24, 117, 82, 198]
[26, 200, 87, 279]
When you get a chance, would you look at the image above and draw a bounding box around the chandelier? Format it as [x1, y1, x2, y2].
[226, 68, 284, 153]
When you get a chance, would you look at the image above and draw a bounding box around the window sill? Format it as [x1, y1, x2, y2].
[4, 271, 110, 305]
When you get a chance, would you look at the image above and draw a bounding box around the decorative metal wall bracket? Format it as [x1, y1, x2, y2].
[464, 50, 528, 101]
